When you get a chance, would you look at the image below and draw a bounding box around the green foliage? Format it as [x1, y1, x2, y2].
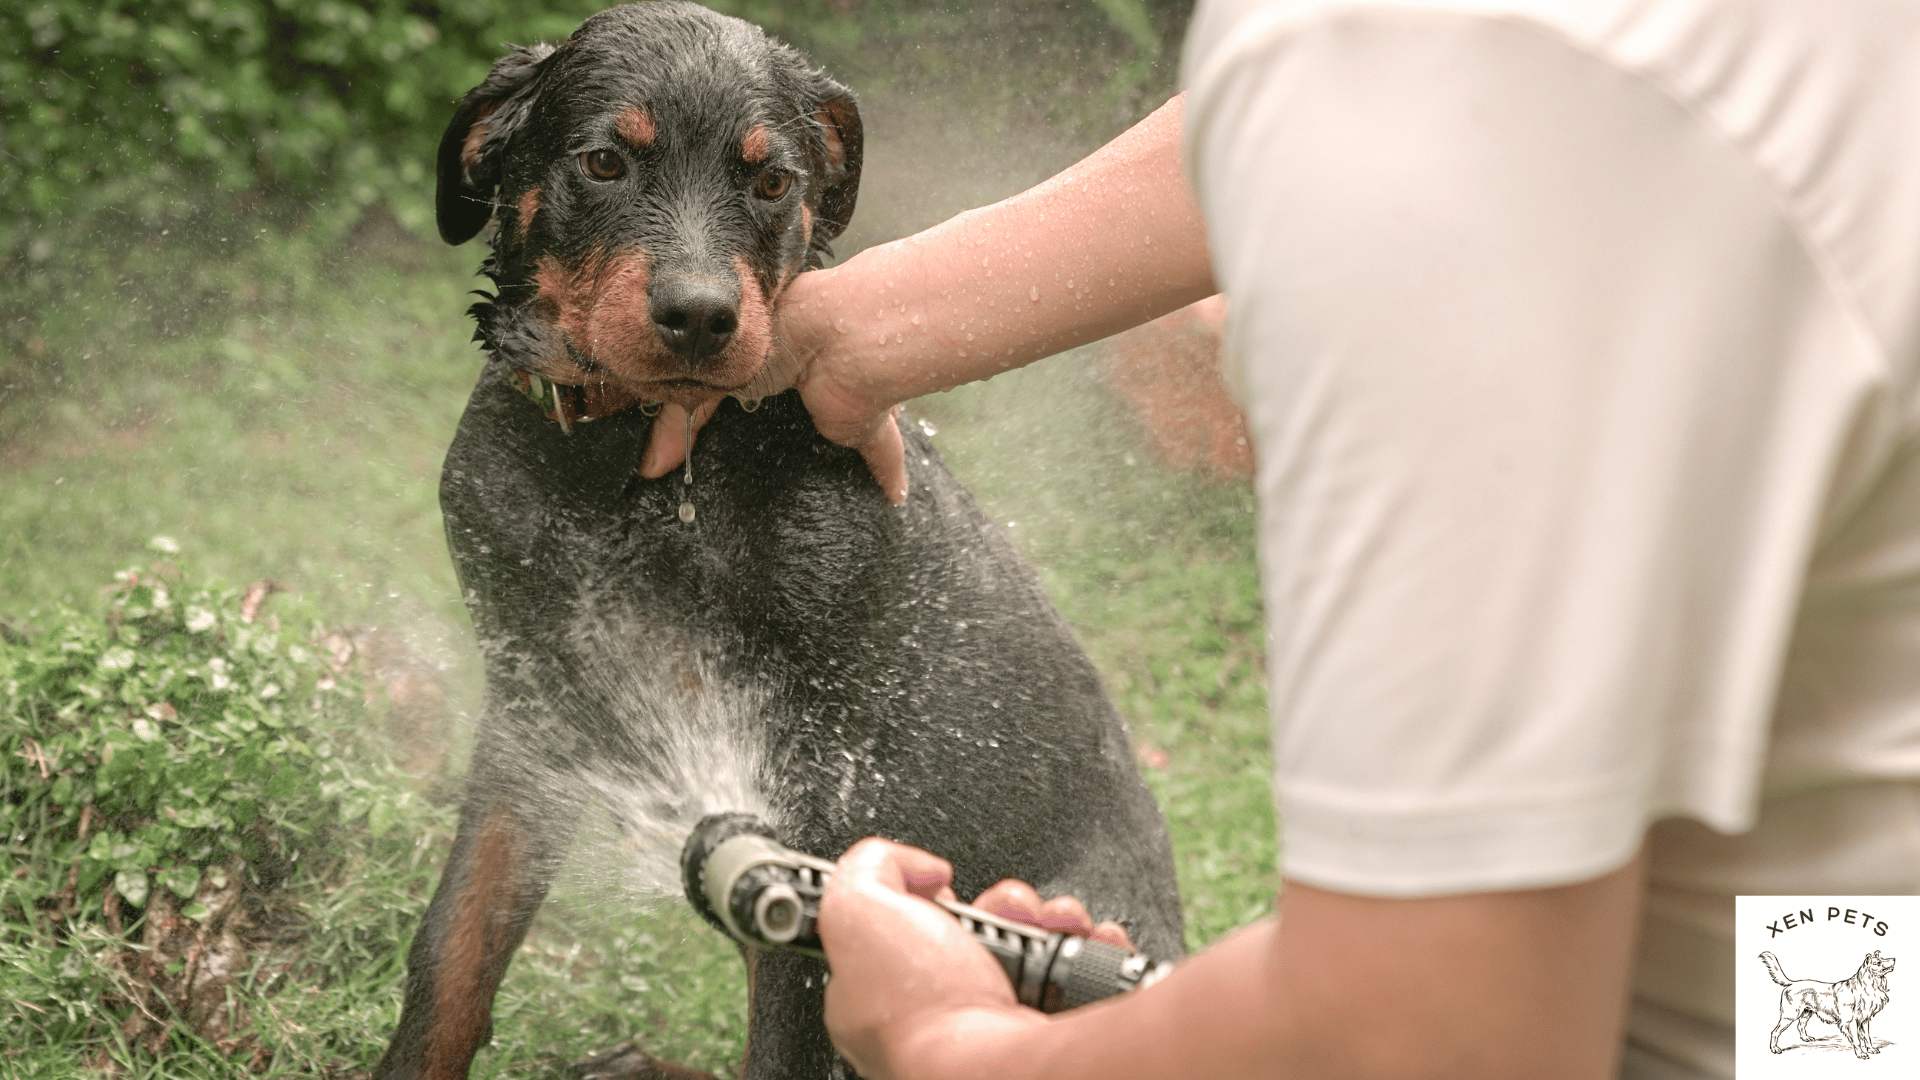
[4, 547, 383, 906]
[0, 0, 1182, 254]
[0, 0, 600, 408]
[0, 547, 453, 1072]
[0, 0, 609, 251]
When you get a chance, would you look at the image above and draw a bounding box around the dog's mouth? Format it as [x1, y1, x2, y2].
[509, 363, 776, 433]
[637, 375, 759, 405]
[514, 250, 781, 419]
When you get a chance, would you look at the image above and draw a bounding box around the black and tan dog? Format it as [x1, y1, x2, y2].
[372, 4, 1183, 1078]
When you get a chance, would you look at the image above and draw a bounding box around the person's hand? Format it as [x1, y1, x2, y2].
[637, 268, 910, 504]
[817, 838, 1044, 1080]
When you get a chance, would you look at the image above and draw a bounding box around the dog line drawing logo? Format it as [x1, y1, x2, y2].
[1760, 949, 1897, 1059]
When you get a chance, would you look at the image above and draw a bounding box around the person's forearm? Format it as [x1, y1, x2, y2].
[789, 95, 1216, 406]
[851, 858, 1646, 1080]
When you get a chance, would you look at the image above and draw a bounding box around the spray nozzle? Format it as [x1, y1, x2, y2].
[679, 813, 1176, 1012]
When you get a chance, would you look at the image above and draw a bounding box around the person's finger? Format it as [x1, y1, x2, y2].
[637, 402, 689, 478]
[840, 836, 954, 900]
[974, 879, 1046, 925]
[796, 370, 909, 504]
[857, 407, 909, 505]
[975, 880, 1120, 939]
[1034, 895, 1096, 936]
[637, 398, 721, 478]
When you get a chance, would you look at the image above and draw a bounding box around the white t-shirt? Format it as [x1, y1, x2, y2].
[1182, 1, 1920, 1075]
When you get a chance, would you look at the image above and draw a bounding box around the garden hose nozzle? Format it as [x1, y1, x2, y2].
[680, 813, 1175, 1014]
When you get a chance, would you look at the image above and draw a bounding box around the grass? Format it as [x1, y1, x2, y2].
[0, 242, 480, 647]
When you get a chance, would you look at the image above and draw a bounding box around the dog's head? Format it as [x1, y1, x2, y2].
[437, 2, 862, 417]
[1868, 951, 1897, 977]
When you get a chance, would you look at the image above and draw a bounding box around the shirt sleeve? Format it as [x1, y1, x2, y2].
[1183, 4, 1885, 895]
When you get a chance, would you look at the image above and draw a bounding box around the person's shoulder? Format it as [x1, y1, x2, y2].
[1182, 0, 1920, 381]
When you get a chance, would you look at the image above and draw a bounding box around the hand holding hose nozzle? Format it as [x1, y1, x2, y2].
[681, 813, 1176, 1014]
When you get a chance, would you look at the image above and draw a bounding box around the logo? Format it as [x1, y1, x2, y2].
[1738, 897, 1915, 1077]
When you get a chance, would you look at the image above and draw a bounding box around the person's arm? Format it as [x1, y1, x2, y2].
[819, 838, 1646, 1080]
[639, 95, 1217, 501]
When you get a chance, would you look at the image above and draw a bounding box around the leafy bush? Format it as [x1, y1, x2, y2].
[0, 542, 450, 1071]
[4, 0, 594, 250]
[0, 0, 1180, 252]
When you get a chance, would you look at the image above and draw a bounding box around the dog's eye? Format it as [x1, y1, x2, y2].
[581, 149, 626, 181]
[753, 169, 793, 200]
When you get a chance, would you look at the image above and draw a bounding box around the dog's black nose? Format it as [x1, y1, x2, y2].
[650, 274, 740, 367]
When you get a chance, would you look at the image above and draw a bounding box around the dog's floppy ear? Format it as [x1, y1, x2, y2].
[803, 75, 863, 245]
[436, 43, 556, 246]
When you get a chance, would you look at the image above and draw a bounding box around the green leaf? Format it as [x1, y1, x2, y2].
[162, 864, 201, 899]
[113, 868, 150, 907]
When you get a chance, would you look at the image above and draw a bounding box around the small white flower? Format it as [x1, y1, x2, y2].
[185, 606, 217, 633]
[148, 536, 180, 554]
[98, 647, 136, 671]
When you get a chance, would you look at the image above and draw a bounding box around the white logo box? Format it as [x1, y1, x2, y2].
[1736, 896, 1913, 1078]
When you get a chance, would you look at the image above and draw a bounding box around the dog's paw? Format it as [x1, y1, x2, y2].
[570, 1041, 718, 1080]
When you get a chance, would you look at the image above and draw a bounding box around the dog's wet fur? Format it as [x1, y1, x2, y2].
[373, 4, 1184, 1078]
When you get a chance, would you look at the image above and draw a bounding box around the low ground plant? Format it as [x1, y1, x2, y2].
[0, 547, 453, 1076]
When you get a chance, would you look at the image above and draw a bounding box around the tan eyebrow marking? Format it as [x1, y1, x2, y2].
[616, 106, 655, 148]
[742, 124, 771, 164]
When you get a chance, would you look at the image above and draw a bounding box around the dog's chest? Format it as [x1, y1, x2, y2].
[444, 377, 1016, 715]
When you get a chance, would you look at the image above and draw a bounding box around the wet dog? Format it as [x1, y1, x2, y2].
[370, 5, 1184, 1078]
[1760, 950, 1896, 1058]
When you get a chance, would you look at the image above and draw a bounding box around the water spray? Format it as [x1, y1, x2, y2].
[681, 813, 1176, 1013]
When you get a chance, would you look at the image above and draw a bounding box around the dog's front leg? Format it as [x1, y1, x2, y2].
[741, 948, 841, 1080]
[374, 770, 583, 1080]
[1838, 1012, 1868, 1059]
